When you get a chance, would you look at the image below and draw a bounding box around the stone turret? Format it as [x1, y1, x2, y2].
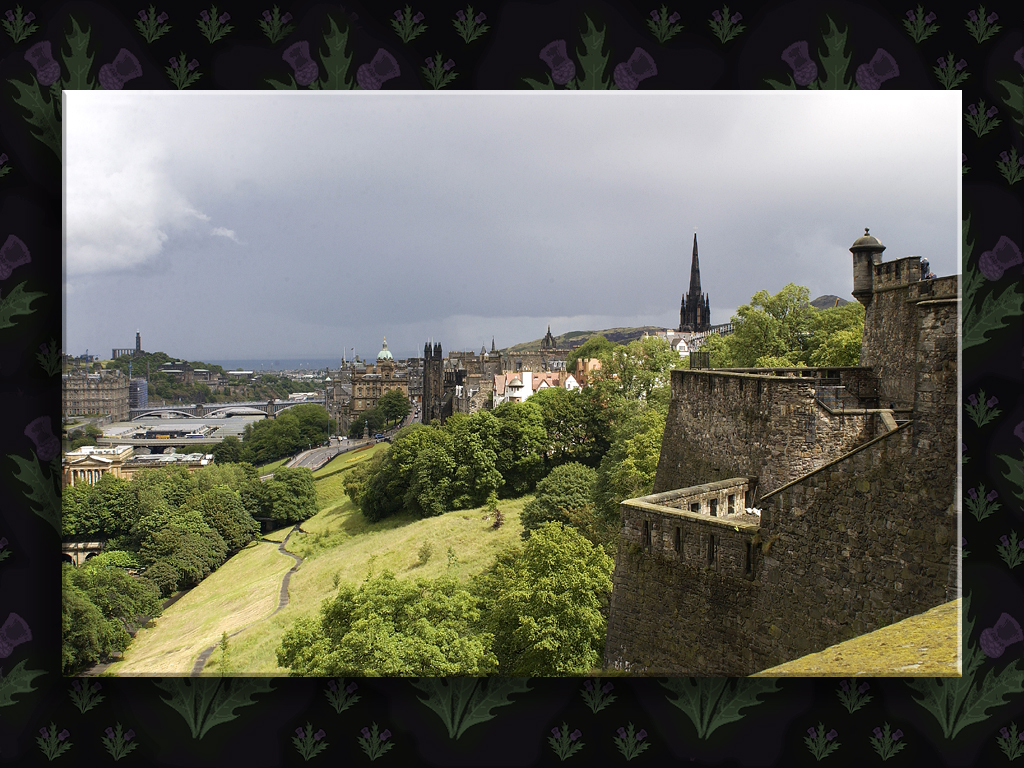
[850, 228, 886, 307]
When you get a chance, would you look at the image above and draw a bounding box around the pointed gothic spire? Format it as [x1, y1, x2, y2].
[688, 233, 701, 296]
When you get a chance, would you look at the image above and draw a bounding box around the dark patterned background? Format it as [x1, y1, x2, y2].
[0, 0, 1020, 764]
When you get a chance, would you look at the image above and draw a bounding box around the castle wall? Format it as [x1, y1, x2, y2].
[607, 424, 955, 675]
[654, 370, 876, 495]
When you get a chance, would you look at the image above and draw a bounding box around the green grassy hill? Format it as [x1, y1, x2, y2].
[503, 325, 663, 353]
[104, 444, 530, 676]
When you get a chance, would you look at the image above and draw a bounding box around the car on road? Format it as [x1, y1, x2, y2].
[374, 433, 384, 439]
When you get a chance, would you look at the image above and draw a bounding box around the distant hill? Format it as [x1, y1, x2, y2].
[502, 326, 664, 353]
[811, 295, 849, 310]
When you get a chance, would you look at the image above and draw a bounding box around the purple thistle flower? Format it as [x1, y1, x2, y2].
[156, 12, 168, 23]
[712, 10, 722, 22]
[169, 56, 178, 68]
[937, 56, 946, 68]
[570, 729, 581, 742]
[968, 394, 978, 405]
[346, 682, 358, 693]
[39, 727, 49, 738]
[839, 680, 849, 692]
[968, 10, 977, 21]
[283, 41, 317, 85]
[474, 12, 486, 23]
[99, 48, 143, 90]
[139, 10, 148, 21]
[967, 104, 978, 115]
[905, 10, 916, 21]
[23, 11, 32, 22]
[807, 727, 817, 738]
[0, 234, 29, 279]
[219, 13, 230, 23]
[651, 11, 660, 21]
[1016, 47, 1024, 69]
[552, 727, 562, 738]
[72, 680, 82, 691]
[328, 680, 337, 692]
[987, 12, 998, 23]
[0, 612, 31, 655]
[124, 729, 134, 742]
[987, 396, 999, 407]
[380, 729, 391, 742]
[4, 11, 13, 22]
[825, 729, 837, 742]
[314, 729, 326, 742]
[357, 49, 400, 89]
[443, 58, 455, 70]
[0, 537, 6, 550]
[105, 727, 115, 739]
[892, 729, 903, 741]
[636, 729, 648, 741]
[602, 682, 614, 693]
[263, 10, 272, 22]
[873, 727, 883, 739]
[394, 10, 402, 20]
[955, 59, 967, 70]
[584, 680, 594, 691]
[617, 727, 627, 739]
[731, 12, 742, 23]
[924, 12, 936, 22]
[614, 47, 657, 89]
[668, 12, 680, 23]
[1000, 151, 1011, 163]
[783, 41, 818, 86]
[281, 12, 292, 23]
[1002, 727, 1011, 739]
[361, 727, 371, 739]
[987, 489, 999, 502]
[57, 730, 70, 742]
[540, 39, 576, 84]
[1001, 535, 1010, 547]
[1019, 157, 1024, 166]
[201, 10, 209, 21]
[92, 683, 101, 692]
[1019, 732, 1024, 742]
[456, 10, 465, 21]
[856, 49, 899, 89]
[412, 12, 424, 23]
[858, 682, 870, 694]
[24, 41, 61, 86]
[425, 57, 434, 68]
[296, 727, 306, 738]
[967, 488, 977, 500]
[187, 59, 199, 70]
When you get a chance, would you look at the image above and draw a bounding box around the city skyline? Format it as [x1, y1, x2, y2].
[65, 90, 960, 361]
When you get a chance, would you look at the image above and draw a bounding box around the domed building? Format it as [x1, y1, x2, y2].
[350, 337, 409, 419]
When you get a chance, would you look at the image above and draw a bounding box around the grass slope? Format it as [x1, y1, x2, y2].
[503, 325, 663, 353]
[105, 443, 529, 676]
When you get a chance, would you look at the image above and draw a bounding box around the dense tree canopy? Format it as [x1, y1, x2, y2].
[277, 572, 497, 676]
[564, 334, 617, 375]
[473, 522, 613, 676]
[521, 462, 597, 533]
[241, 405, 330, 464]
[376, 389, 411, 427]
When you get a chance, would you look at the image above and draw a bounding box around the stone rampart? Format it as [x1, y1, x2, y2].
[654, 370, 876, 495]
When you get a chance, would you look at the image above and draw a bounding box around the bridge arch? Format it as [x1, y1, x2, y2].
[130, 409, 197, 421]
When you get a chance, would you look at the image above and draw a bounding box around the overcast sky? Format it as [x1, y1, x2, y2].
[64, 91, 960, 363]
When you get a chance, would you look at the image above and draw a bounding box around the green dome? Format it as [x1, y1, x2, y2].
[376, 338, 393, 361]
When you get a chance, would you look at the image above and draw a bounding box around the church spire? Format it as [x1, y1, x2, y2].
[688, 233, 701, 296]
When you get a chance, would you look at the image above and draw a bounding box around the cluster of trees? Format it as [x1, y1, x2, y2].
[348, 390, 412, 438]
[61, 462, 318, 674]
[701, 284, 865, 368]
[228, 404, 332, 465]
[277, 521, 613, 676]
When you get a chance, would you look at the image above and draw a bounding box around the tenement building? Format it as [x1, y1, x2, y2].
[62, 368, 130, 422]
[605, 229, 959, 675]
[351, 338, 409, 418]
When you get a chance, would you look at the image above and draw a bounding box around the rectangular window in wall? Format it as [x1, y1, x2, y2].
[728, 494, 735, 513]
[690, 503, 699, 514]
[708, 535, 716, 565]
[745, 541, 753, 576]
[674, 526, 681, 553]
[642, 520, 651, 547]
[710, 499, 718, 517]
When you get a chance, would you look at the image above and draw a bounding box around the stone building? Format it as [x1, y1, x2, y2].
[62, 368, 130, 422]
[63, 444, 134, 486]
[422, 341, 452, 424]
[679, 233, 711, 332]
[605, 229, 959, 676]
[350, 339, 409, 418]
[111, 331, 144, 360]
[502, 327, 571, 373]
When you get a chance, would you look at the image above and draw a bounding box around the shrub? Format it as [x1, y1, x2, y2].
[417, 541, 434, 566]
[141, 560, 180, 597]
[521, 462, 597, 534]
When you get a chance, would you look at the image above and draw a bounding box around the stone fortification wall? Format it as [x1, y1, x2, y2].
[654, 370, 876, 495]
[608, 423, 955, 675]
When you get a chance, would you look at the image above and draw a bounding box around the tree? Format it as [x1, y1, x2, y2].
[448, 413, 504, 509]
[377, 389, 411, 427]
[472, 522, 613, 676]
[564, 334, 617, 376]
[529, 386, 611, 468]
[62, 566, 125, 674]
[595, 335, 681, 402]
[184, 486, 260, 552]
[723, 283, 816, 368]
[492, 400, 548, 496]
[71, 563, 162, 638]
[211, 435, 242, 464]
[277, 571, 497, 676]
[521, 462, 598, 533]
[806, 301, 864, 366]
[593, 407, 665, 519]
[261, 467, 319, 524]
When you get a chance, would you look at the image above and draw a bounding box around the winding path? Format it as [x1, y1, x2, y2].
[189, 526, 304, 676]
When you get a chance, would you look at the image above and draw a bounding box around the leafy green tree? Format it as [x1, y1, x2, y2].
[448, 413, 504, 509]
[403, 435, 457, 518]
[529, 386, 611, 468]
[564, 334, 617, 376]
[62, 566, 125, 674]
[521, 462, 597, 533]
[724, 283, 816, 367]
[277, 571, 497, 676]
[492, 400, 548, 496]
[211, 435, 243, 464]
[595, 335, 682, 402]
[701, 332, 734, 368]
[377, 389, 411, 427]
[70, 563, 162, 638]
[141, 560, 180, 598]
[89, 473, 141, 539]
[184, 486, 260, 552]
[61, 483, 95, 538]
[808, 328, 862, 366]
[137, 523, 228, 589]
[594, 407, 665, 519]
[261, 466, 319, 524]
[343, 450, 385, 506]
[472, 522, 613, 675]
[806, 301, 864, 366]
